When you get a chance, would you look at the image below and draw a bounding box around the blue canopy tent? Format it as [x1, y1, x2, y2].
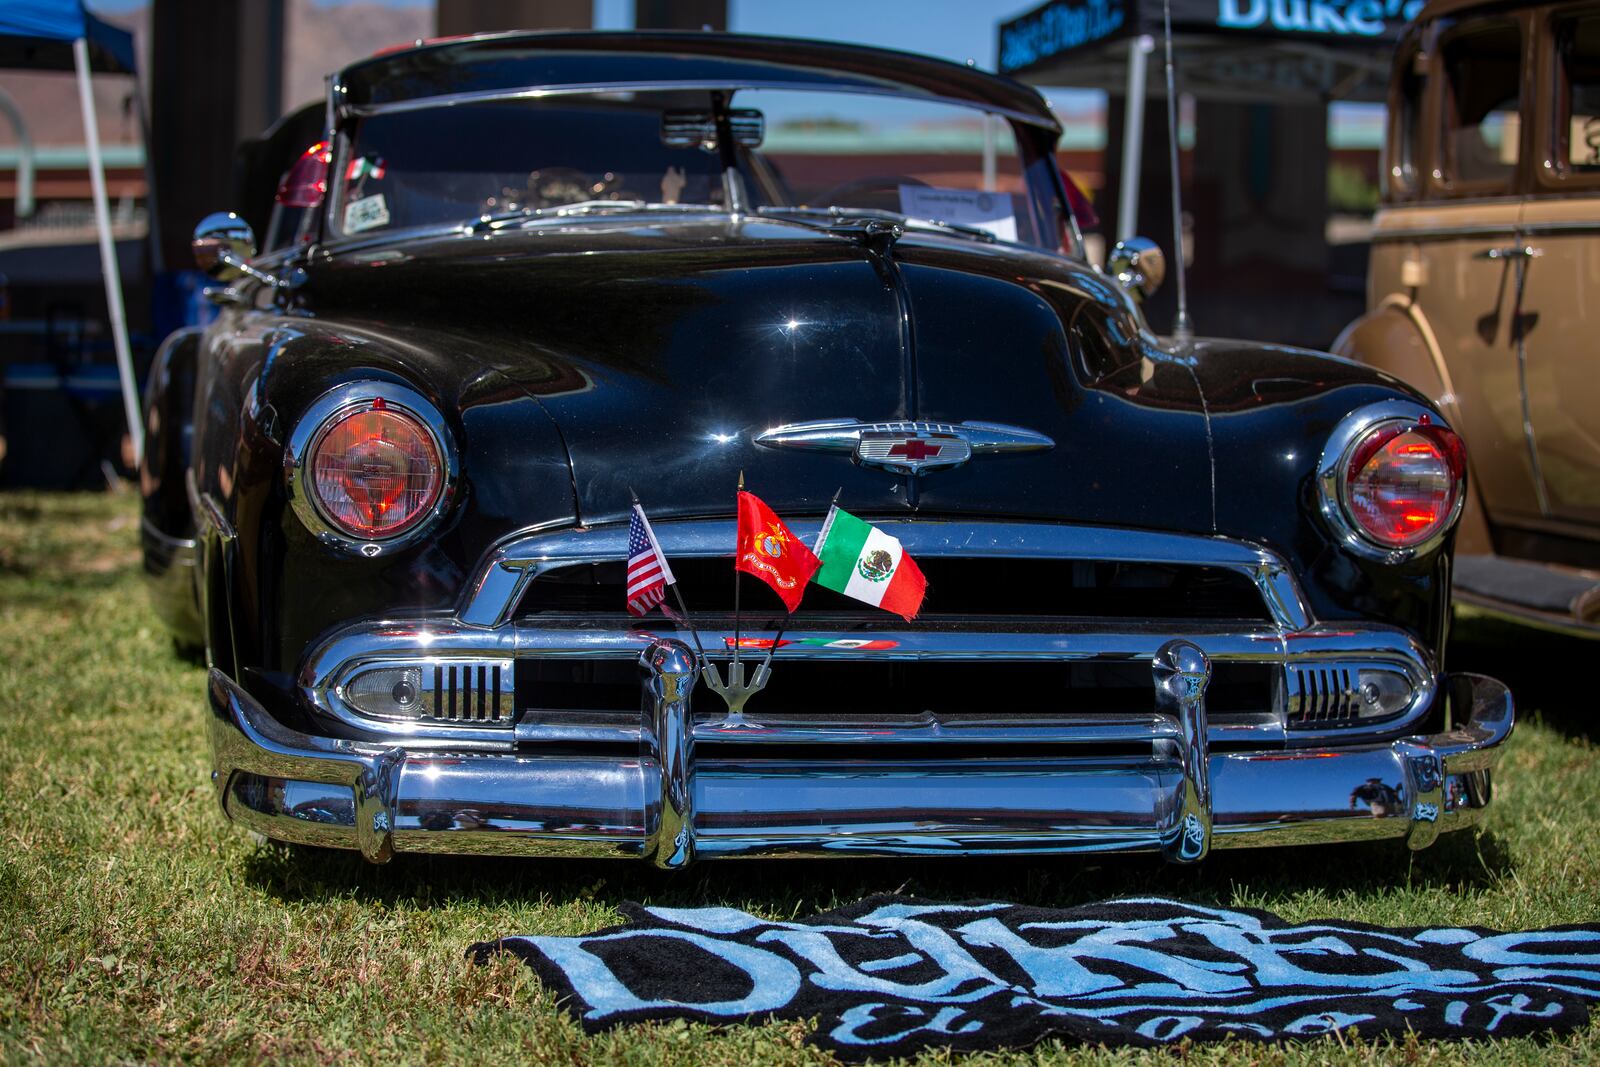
[0, 0, 143, 463]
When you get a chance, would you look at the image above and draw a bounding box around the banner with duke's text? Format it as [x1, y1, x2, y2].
[473, 894, 1600, 1059]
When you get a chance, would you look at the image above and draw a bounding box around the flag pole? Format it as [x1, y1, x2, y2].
[630, 488, 706, 666]
[756, 487, 840, 679]
[732, 471, 745, 669]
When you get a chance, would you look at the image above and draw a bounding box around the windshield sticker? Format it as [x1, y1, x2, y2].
[343, 193, 391, 234]
[898, 186, 1017, 242]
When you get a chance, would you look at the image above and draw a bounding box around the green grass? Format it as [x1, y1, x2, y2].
[1, 490, 1597, 1065]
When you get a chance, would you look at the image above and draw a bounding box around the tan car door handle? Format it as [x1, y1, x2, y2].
[1476, 244, 1543, 260]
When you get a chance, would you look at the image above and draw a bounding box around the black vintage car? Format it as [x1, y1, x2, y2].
[141, 31, 1512, 867]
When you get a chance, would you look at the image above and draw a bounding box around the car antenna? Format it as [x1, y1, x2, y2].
[1161, 0, 1193, 343]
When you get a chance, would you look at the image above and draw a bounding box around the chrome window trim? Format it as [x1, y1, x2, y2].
[337, 79, 1062, 131]
[313, 208, 1086, 265]
[1315, 399, 1466, 564]
[283, 381, 459, 558]
[458, 518, 1314, 630]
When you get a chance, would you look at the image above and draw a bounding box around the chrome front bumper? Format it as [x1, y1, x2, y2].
[207, 638, 1513, 866]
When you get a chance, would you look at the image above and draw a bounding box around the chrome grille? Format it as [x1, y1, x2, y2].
[427, 661, 511, 723]
[303, 520, 1434, 747]
[1286, 664, 1360, 724]
[517, 558, 1272, 621]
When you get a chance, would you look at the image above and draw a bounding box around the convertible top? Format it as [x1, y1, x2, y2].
[333, 30, 1061, 132]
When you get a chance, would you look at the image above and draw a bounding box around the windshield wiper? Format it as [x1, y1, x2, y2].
[756, 206, 998, 244]
[465, 201, 726, 233]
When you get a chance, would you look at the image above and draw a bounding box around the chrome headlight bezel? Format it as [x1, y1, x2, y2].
[1315, 398, 1466, 564]
[283, 380, 459, 557]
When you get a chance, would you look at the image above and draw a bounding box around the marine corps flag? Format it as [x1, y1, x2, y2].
[735, 491, 820, 612]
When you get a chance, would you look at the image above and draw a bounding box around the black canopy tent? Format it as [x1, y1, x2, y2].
[998, 0, 1419, 244]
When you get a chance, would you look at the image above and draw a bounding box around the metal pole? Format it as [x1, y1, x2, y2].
[73, 36, 144, 466]
[1117, 35, 1154, 243]
[732, 471, 744, 669]
[1162, 0, 1193, 341]
[0, 88, 34, 218]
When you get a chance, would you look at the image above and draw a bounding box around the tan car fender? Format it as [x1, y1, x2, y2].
[1332, 297, 1491, 556]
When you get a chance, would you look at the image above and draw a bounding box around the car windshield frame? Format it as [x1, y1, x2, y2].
[318, 80, 1079, 258]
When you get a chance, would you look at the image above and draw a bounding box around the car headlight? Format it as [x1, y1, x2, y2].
[286, 382, 457, 554]
[1317, 400, 1466, 562]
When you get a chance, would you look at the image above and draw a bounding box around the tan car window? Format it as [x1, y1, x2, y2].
[1558, 14, 1600, 171]
[1391, 47, 1424, 193]
[1441, 20, 1521, 186]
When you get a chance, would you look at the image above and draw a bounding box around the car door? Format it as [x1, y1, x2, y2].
[1401, 13, 1543, 527]
[1521, 4, 1600, 532]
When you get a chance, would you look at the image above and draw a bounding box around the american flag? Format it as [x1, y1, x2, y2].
[626, 504, 674, 617]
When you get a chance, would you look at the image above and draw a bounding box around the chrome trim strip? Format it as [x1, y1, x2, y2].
[341, 81, 1061, 130]
[1372, 220, 1600, 243]
[139, 516, 197, 561]
[187, 468, 236, 543]
[459, 519, 1315, 631]
[1454, 593, 1600, 640]
[679, 713, 1184, 748]
[211, 667, 1513, 862]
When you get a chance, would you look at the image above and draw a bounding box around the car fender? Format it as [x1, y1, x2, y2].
[140, 327, 206, 649]
[1333, 299, 1491, 556]
[140, 326, 203, 541]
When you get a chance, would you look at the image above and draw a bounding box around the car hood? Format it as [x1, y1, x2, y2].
[307, 216, 1216, 532]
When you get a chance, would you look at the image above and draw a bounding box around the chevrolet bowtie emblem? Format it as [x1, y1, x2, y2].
[753, 419, 1054, 475]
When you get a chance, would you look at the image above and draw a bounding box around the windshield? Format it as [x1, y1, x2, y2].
[330, 89, 1066, 250]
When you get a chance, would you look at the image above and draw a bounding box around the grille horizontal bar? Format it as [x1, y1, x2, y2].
[462, 519, 1314, 630]
[305, 618, 1434, 749]
[518, 558, 1272, 621]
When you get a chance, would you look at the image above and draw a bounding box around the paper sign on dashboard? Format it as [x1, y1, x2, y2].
[343, 193, 391, 234]
[898, 186, 1017, 242]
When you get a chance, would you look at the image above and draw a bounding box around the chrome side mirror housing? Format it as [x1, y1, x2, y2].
[192, 212, 257, 282]
[1108, 237, 1166, 302]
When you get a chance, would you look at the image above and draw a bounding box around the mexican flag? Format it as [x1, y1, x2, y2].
[811, 506, 927, 620]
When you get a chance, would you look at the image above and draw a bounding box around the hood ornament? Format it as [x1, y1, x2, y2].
[701, 659, 768, 725]
[754, 418, 1053, 476]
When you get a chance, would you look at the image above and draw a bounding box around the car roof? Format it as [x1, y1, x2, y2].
[333, 30, 1060, 132]
[1415, 0, 1545, 23]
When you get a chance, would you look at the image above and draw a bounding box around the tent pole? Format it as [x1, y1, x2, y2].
[1117, 35, 1153, 242]
[73, 35, 143, 468]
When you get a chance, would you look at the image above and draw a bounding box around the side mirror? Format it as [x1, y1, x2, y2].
[192, 212, 257, 282]
[1107, 237, 1166, 302]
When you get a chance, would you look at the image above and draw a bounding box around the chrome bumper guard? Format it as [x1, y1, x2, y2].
[208, 638, 1512, 865]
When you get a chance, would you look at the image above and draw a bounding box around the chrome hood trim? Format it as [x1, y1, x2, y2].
[753, 418, 1054, 476]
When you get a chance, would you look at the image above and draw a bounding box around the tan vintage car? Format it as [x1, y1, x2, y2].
[1336, 0, 1600, 635]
